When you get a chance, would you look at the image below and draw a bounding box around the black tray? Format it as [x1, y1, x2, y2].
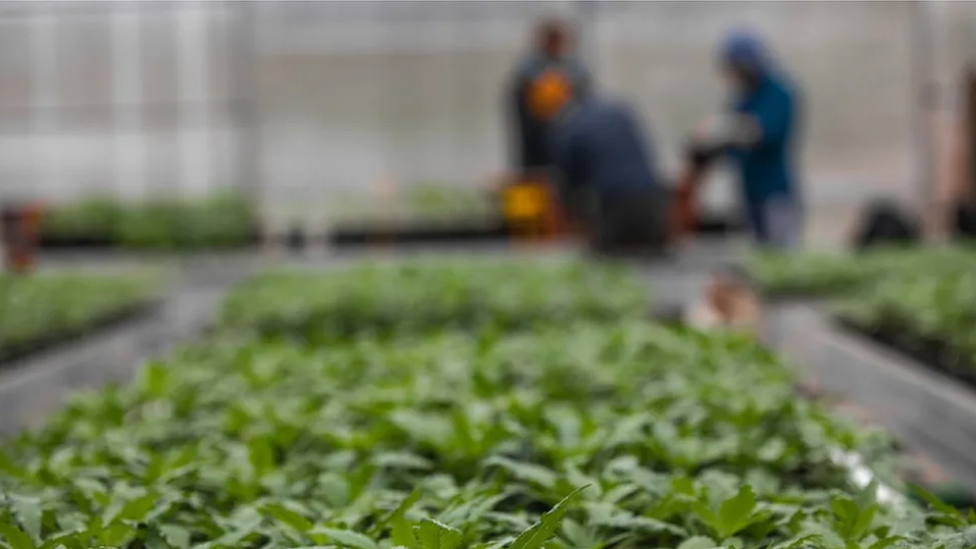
[38, 232, 264, 252]
[38, 234, 118, 250]
[834, 316, 976, 392]
[329, 220, 510, 247]
[0, 300, 162, 368]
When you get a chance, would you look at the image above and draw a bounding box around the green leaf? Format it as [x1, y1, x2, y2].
[767, 534, 823, 549]
[676, 536, 717, 549]
[7, 496, 41, 541]
[910, 484, 965, 527]
[508, 487, 586, 549]
[159, 525, 192, 549]
[867, 536, 904, 549]
[416, 519, 462, 549]
[248, 436, 276, 477]
[483, 456, 559, 490]
[312, 527, 378, 549]
[319, 472, 351, 508]
[263, 502, 314, 533]
[392, 514, 418, 549]
[38, 534, 85, 549]
[389, 490, 422, 549]
[718, 485, 757, 534]
[0, 518, 35, 549]
[118, 492, 160, 523]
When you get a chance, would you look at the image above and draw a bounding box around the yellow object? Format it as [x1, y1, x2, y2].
[528, 69, 573, 121]
[503, 183, 548, 222]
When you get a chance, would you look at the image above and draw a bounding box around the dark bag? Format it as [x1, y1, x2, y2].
[953, 202, 976, 239]
[851, 199, 922, 251]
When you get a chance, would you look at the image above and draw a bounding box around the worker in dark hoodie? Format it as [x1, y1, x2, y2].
[530, 70, 669, 254]
[505, 19, 592, 233]
[685, 29, 803, 249]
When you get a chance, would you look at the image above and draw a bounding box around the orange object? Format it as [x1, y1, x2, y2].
[501, 174, 572, 241]
[528, 69, 574, 122]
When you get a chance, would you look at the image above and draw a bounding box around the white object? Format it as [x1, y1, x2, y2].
[694, 113, 761, 149]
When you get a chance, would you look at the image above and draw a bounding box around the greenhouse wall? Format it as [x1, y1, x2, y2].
[0, 1, 971, 241]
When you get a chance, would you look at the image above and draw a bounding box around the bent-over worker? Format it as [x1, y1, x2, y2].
[530, 76, 669, 254]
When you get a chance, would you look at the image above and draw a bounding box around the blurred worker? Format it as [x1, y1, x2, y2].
[505, 19, 591, 233]
[684, 29, 803, 250]
[530, 74, 669, 254]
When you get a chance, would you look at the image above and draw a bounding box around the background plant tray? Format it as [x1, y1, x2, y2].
[760, 302, 976, 497]
[0, 300, 163, 368]
[0, 269, 255, 435]
[37, 232, 264, 251]
[37, 234, 118, 249]
[834, 317, 976, 392]
[328, 219, 511, 246]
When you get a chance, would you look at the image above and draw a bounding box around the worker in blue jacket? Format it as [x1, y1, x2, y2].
[688, 29, 803, 249]
[530, 76, 670, 254]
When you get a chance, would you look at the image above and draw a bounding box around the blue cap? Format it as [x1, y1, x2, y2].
[720, 28, 771, 74]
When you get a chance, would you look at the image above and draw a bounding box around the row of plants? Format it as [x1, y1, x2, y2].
[833, 268, 976, 382]
[220, 259, 650, 340]
[0, 269, 167, 364]
[39, 192, 259, 250]
[329, 184, 498, 225]
[0, 259, 970, 549]
[742, 246, 976, 298]
[745, 243, 976, 387]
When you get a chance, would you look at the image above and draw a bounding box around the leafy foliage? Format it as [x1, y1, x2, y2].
[39, 192, 258, 250]
[833, 266, 976, 370]
[0, 260, 968, 549]
[220, 259, 651, 340]
[744, 246, 976, 298]
[330, 184, 496, 225]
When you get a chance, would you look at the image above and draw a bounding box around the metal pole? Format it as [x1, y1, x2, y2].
[577, 1, 597, 73]
[111, 2, 146, 200]
[177, 2, 211, 198]
[29, 3, 57, 203]
[234, 1, 262, 227]
[912, 0, 935, 221]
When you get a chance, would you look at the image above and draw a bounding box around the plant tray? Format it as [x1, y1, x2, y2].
[835, 317, 976, 393]
[0, 300, 163, 368]
[329, 220, 511, 247]
[760, 302, 976, 496]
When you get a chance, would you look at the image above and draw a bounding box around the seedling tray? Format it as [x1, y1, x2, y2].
[328, 219, 510, 247]
[0, 271, 253, 435]
[37, 232, 264, 251]
[835, 317, 976, 391]
[37, 234, 117, 250]
[760, 302, 976, 496]
[0, 300, 162, 368]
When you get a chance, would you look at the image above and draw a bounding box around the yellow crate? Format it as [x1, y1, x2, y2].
[503, 183, 549, 222]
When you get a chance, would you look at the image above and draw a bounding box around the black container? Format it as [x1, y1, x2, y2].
[286, 226, 307, 251]
[37, 233, 118, 250]
[37, 229, 263, 252]
[329, 220, 511, 247]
